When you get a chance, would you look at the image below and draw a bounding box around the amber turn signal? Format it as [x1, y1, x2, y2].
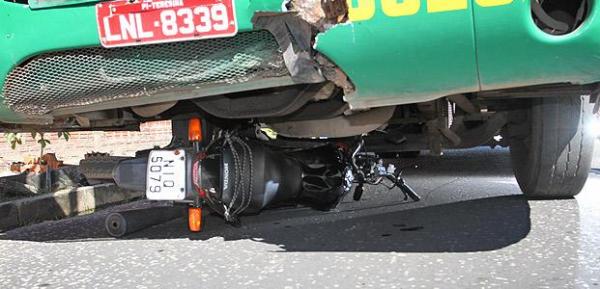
[188, 118, 203, 142]
[188, 207, 202, 232]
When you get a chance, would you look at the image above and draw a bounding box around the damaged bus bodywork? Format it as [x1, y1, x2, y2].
[0, 0, 598, 227]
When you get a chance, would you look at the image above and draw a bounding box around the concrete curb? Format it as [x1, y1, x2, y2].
[0, 184, 143, 232]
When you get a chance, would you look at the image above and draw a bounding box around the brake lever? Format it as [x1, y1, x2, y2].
[383, 174, 421, 202]
[397, 177, 421, 202]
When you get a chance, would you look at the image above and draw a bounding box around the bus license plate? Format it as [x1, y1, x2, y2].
[96, 0, 237, 48]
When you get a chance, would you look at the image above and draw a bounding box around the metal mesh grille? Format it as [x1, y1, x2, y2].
[2, 31, 287, 115]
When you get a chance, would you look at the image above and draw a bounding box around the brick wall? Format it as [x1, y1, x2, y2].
[0, 121, 172, 170]
[2, 120, 598, 172]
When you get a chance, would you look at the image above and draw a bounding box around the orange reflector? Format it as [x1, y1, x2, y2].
[188, 118, 203, 142]
[188, 207, 202, 232]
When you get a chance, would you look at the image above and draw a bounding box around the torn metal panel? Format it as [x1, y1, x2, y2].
[252, 2, 354, 94]
[253, 12, 325, 84]
[315, 54, 355, 95]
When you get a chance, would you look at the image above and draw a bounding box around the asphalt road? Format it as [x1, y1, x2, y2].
[1, 148, 599, 289]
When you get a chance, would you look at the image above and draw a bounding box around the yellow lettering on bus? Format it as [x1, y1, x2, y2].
[382, 0, 420, 17]
[346, 0, 515, 22]
[347, 0, 376, 22]
[475, 0, 513, 7]
[427, 0, 467, 13]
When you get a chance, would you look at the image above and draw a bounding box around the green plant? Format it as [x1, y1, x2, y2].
[4, 131, 71, 157]
[4, 133, 22, 149]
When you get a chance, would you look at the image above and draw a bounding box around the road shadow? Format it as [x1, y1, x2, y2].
[1, 147, 537, 252]
[2, 195, 532, 253]
[397, 148, 515, 178]
[147, 195, 531, 252]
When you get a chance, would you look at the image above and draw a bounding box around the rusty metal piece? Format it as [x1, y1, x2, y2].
[321, 0, 349, 24]
[12, 153, 64, 174]
[316, 55, 355, 94]
[288, 0, 348, 28]
[10, 162, 25, 174]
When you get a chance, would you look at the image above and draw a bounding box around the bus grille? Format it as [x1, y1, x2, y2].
[2, 31, 287, 115]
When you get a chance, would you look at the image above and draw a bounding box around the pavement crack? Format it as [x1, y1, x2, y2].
[421, 177, 462, 202]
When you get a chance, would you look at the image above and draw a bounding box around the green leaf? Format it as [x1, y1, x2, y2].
[5, 133, 22, 150]
[57, 131, 70, 141]
[31, 132, 37, 139]
[38, 139, 50, 149]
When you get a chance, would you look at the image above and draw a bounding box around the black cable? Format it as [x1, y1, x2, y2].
[222, 133, 255, 222]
